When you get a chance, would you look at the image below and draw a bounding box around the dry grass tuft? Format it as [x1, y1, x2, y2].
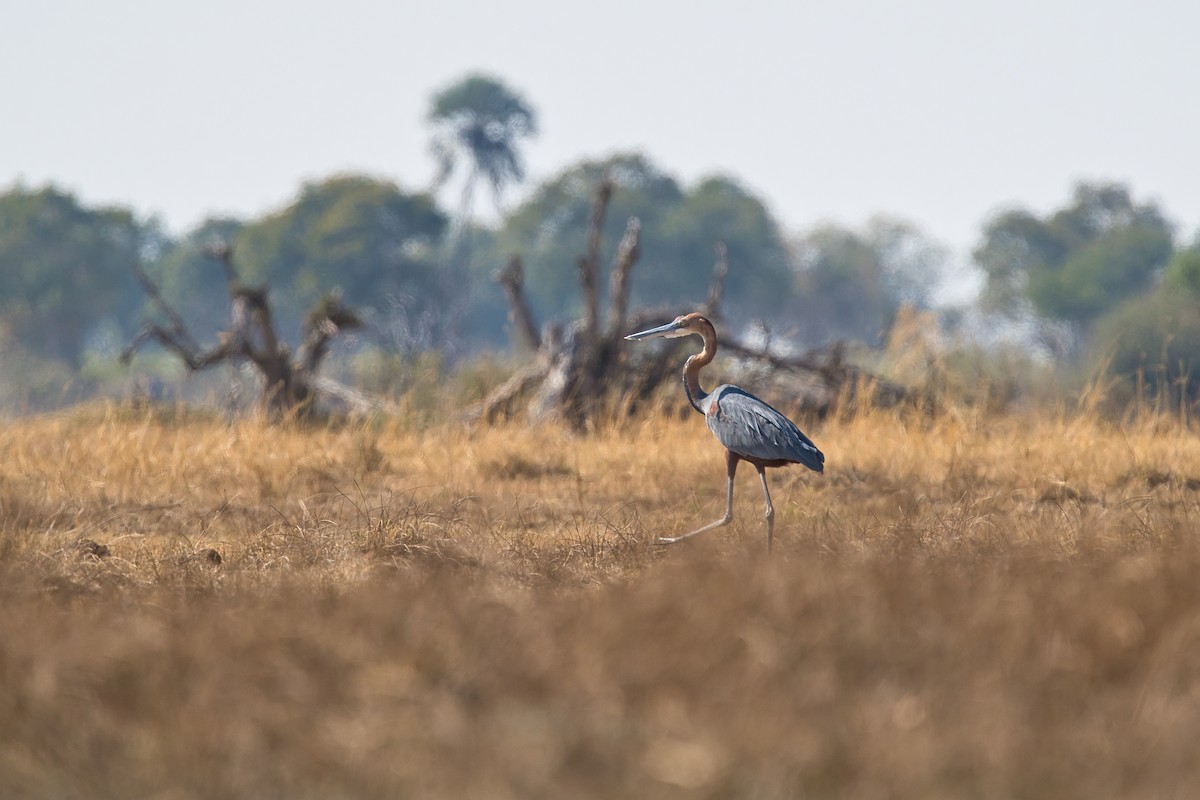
[3, 402, 1200, 797]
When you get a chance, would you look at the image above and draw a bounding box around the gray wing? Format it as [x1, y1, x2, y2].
[703, 385, 825, 472]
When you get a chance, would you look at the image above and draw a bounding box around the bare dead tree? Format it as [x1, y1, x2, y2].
[579, 179, 613, 346]
[466, 180, 910, 426]
[466, 181, 732, 427]
[122, 244, 363, 418]
[494, 256, 541, 352]
[607, 217, 641, 340]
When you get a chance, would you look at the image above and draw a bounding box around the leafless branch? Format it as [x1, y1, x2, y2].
[607, 216, 641, 339]
[121, 324, 236, 370]
[719, 338, 907, 405]
[229, 285, 279, 365]
[578, 179, 613, 346]
[463, 362, 552, 424]
[203, 242, 239, 285]
[492, 255, 541, 351]
[297, 291, 362, 374]
[128, 262, 201, 355]
[704, 240, 729, 318]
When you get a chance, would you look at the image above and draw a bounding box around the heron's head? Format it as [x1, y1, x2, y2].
[624, 313, 711, 342]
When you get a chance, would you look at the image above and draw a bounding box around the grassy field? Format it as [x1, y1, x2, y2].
[3, 402, 1200, 798]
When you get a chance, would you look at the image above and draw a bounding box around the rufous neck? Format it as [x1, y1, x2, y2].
[682, 322, 717, 412]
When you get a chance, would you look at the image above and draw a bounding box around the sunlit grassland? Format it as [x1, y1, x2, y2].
[3, 403, 1200, 798]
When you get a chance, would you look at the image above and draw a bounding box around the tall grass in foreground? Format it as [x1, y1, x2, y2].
[3, 402, 1200, 798]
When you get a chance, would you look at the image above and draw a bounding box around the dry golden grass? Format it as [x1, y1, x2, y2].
[4, 402, 1200, 798]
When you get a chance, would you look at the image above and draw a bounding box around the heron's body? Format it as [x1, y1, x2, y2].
[626, 312, 824, 552]
[696, 384, 824, 472]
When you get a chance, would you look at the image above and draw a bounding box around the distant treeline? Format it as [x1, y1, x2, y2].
[0, 156, 950, 368]
[2, 168, 1200, 409]
[3, 73, 1200, 413]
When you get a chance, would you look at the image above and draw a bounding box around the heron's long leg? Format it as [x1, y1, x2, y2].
[756, 465, 775, 554]
[658, 451, 738, 545]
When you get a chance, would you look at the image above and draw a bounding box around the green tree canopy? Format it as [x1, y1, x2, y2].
[493, 154, 682, 317]
[1090, 286, 1200, 407]
[975, 182, 1173, 326]
[789, 217, 946, 345]
[0, 184, 154, 366]
[488, 153, 792, 331]
[428, 73, 538, 216]
[1163, 238, 1200, 294]
[231, 174, 450, 340]
[658, 175, 794, 319]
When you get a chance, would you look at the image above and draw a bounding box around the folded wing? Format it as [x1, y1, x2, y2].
[704, 385, 825, 472]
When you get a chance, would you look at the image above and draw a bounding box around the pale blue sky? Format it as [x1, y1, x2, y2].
[4, 0, 1198, 254]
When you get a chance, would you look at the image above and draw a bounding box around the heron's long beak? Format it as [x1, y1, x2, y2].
[624, 319, 685, 341]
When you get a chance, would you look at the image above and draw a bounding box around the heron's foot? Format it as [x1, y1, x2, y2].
[653, 516, 734, 547]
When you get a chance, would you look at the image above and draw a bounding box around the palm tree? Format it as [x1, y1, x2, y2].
[428, 73, 538, 223]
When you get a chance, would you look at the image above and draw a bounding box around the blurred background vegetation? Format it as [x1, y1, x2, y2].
[3, 72, 1198, 419]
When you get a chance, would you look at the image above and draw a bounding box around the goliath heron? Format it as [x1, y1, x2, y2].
[626, 312, 824, 552]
